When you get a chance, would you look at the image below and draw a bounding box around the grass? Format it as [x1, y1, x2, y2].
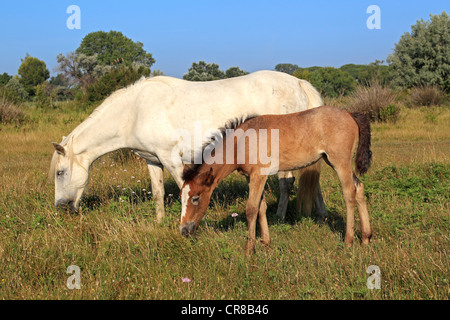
[0, 103, 449, 300]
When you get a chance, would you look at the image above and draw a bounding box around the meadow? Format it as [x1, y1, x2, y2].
[0, 101, 448, 300]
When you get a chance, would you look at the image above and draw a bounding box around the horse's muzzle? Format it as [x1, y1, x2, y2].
[180, 222, 196, 237]
[55, 199, 77, 213]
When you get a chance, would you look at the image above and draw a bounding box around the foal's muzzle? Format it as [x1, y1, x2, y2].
[180, 222, 196, 237]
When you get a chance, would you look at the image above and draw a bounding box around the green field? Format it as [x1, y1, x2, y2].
[0, 103, 448, 300]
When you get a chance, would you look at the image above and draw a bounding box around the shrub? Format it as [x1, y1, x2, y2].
[347, 80, 398, 122]
[379, 103, 401, 123]
[35, 82, 56, 108]
[0, 95, 26, 125]
[409, 85, 445, 107]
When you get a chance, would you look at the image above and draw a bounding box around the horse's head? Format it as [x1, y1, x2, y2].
[179, 166, 216, 236]
[50, 141, 89, 213]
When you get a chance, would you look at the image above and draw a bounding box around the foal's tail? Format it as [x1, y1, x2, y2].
[350, 112, 372, 176]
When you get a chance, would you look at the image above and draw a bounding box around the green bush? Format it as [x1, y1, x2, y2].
[294, 67, 356, 98]
[379, 104, 401, 123]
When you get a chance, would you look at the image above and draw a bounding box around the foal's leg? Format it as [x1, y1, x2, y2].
[146, 161, 166, 223]
[335, 167, 357, 246]
[258, 194, 270, 247]
[246, 175, 268, 255]
[354, 175, 372, 245]
[276, 171, 295, 220]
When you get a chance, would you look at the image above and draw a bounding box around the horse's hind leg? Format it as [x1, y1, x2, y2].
[353, 175, 372, 245]
[296, 161, 325, 218]
[315, 185, 328, 221]
[276, 171, 295, 220]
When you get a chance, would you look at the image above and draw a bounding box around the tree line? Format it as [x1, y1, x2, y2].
[0, 11, 448, 108]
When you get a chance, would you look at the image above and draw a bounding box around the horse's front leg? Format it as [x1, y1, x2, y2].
[245, 174, 268, 255]
[146, 161, 166, 223]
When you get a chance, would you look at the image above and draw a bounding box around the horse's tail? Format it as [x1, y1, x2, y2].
[298, 79, 323, 109]
[296, 161, 321, 217]
[351, 112, 372, 176]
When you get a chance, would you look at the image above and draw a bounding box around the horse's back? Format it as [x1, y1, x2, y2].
[137, 71, 321, 130]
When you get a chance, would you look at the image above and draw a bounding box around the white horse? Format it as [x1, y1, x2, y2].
[50, 70, 326, 221]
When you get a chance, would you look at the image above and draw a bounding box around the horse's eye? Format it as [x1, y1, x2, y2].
[191, 196, 200, 205]
[57, 170, 64, 177]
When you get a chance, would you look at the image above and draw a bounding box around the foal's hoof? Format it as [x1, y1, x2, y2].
[245, 240, 256, 256]
[344, 238, 354, 247]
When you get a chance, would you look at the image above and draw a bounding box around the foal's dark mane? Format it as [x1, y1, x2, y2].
[182, 114, 258, 183]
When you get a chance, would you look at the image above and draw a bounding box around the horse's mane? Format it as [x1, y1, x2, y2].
[49, 77, 153, 181]
[182, 114, 258, 182]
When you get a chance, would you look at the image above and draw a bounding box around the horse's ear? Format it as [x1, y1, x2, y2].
[52, 142, 66, 156]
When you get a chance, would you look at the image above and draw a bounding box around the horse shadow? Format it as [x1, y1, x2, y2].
[209, 175, 347, 241]
[79, 173, 346, 241]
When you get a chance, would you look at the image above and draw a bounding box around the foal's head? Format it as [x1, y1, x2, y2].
[179, 165, 216, 236]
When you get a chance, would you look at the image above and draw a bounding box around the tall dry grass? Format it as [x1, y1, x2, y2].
[346, 80, 398, 122]
[408, 85, 446, 107]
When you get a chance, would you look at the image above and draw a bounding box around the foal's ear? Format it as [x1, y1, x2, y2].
[52, 142, 66, 156]
[201, 168, 215, 187]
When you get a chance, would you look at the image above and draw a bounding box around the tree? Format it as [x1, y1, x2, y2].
[76, 31, 155, 68]
[5, 76, 29, 100]
[49, 74, 70, 87]
[357, 60, 392, 85]
[18, 54, 50, 96]
[56, 52, 113, 88]
[183, 61, 225, 81]
[275, 63, 299, 75]
[294, 67, 356, 97]
[0, 72, 12, 86]
[339, 64, 367, 80]
[387, 11, 450, 90]
[83, 64, 150, 103]
[225, 66, 249, 78]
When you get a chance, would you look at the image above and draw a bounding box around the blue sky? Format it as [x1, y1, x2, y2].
[0, 0, 448, 78]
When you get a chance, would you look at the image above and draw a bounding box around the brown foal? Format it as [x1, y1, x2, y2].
[179, 106, 373, 255]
